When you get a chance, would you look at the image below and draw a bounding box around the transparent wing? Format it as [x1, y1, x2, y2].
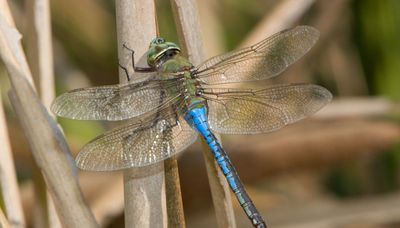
[76, 108, 198, 171]
[51, 77, 182, 121]
[203, 84, 332, 134]
[195, 26, 319, 84]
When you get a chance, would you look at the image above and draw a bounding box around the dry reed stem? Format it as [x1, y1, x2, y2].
[0, 207, 11, 228]
[179, 118, 400, 207]
[0, 7, 26, 222]
[171, 0, 237, 227]
[159, 3, 187, 222]
[0, 0, 31, 82]
[315, 97, 397, 118]
[240, 0, 316, 47]
[268, 192, 400, 227]
[0, 1, 97, 227]
[18, 173, 124, 228]
[278, 0, 351, 86]
[0, 93, 25, 228]
[30, 170, 48, 228]
[164, 157, 186, 227]
[24, 0, 55, 108]
[196, 0, 225, 57]
[115, 0, 167, 227]
[24, 0, 61, 227]
[7, 90, 97, 228]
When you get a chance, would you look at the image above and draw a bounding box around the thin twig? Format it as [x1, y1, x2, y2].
[0, 93, 25, 228]
[170, 0, 237, 227]
[0, 1, 98, 227]
[115, 1, 167, 227]
[164, 157, 186, 227]
[24, 0, 61, 227]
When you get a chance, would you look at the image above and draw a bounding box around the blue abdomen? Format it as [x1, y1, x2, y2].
[184, 105, 209, 139]
[184, 105, 239, 189]
[184, 105, 267, 228]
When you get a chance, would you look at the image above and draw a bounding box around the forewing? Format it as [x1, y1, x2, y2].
[195, 26, 319, 84]
[51, 78, 180, 121]
[204, 84, 332, 134]
[75, 111, 198, 171]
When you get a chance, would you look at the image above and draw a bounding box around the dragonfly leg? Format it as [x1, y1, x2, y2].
[122, 43, 155, 73]
[118, 62, 131, 81]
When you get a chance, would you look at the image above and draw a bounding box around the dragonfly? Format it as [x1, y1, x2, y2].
[51, 25, 332, 228]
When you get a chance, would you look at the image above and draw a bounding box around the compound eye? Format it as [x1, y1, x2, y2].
[156, 38, 165, 44]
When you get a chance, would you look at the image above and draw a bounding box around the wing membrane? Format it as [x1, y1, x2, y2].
[76, 108, 198, 171]
[203, 84, 332, 134]
[51, 78, 181, 121]
[195, 26, 319, 84]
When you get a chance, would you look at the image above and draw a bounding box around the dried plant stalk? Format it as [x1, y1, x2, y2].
[7, 89, 97, 228]
[240, 0, 316, 47]
[115, 0, 167, 227]
[0, 1, 98, 227]
[160, 3, 187, 224]
[24, 0, 61, 227]
[24, 0, 55, 107]
[164, 157, 186, 227]
[0, 93, 25, 228]
[31, 170, 48, 228]
[269, 192, 400, 227]
[0, 207, 11, 228]
[170, 0, 237, 227]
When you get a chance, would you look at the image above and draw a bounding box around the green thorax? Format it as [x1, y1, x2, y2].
[161, 54, 205, 112]
[147, 37, 205, 113]
[159, 54, 193, 73]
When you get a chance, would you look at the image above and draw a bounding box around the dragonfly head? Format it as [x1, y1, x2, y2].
[147, 37, 181, 67]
